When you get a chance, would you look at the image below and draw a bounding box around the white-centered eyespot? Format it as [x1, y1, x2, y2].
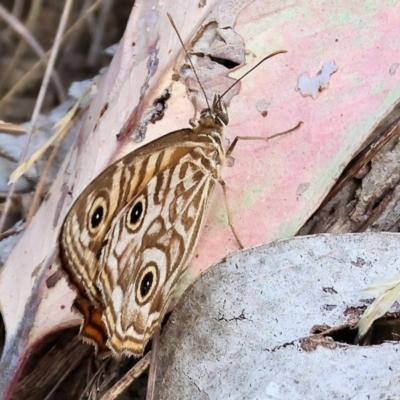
[126, 194, 146, 232]
[136, 263, 159, 305]
[88, 195, 109, 233]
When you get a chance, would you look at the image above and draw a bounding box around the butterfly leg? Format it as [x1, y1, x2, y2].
[225, 121, 303, 158]
[218, 178, 244, 249]
[220, 121, 302, 249]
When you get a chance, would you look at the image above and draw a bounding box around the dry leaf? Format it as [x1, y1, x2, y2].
[356, 275, 400, 341]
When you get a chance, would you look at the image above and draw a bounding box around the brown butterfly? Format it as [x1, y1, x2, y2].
[59, 15, 299, 357]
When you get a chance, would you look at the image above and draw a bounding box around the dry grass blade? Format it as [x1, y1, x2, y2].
[8, 82, 93, 184]
[356, 276, 400, 341]
[26, 121, 68, 225]
[0, 121, 26, 135]
[146, 328, 160, 400]
[79, 359, 114, 400]
[0, 0, 43, 93]
[87, 0, 113, 65]
[0, 220, 24, 241]
[0, 0, 103, 112]
[42, 366, 77, 400]
[11, 333, 92, 400]
[0, 2, 66, 102]
[100, 353, 151, 400]
[0, 0, 73, 233]
[0, 0, 43, 92]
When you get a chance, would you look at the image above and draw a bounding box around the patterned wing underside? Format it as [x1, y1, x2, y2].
[60, 134, 197, 302]
[59, 129, 223, 356]
[60, 161, 127, 306]
[98, 144, 219, 356]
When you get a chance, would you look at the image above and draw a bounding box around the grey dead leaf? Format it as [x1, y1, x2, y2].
[0, 99, 78, 193]
[0, 221, 24, 267]
[8, 81, 96, 185]
[155, 233, 400, 399]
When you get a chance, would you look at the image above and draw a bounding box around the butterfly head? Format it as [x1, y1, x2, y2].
[199, 94, 229, 128]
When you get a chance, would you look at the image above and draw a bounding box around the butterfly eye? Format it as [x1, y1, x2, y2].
[136, 264, 158, 305]
[88, 196, 108, 233]
[126, 194, 146, 232]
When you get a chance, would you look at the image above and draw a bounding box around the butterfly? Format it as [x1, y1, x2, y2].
[59, 15, 299, 357]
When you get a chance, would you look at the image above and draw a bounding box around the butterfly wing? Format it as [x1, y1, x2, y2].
[59, 127, 223, 354]
[60, 153, 171, 350]
[60, 128, 204, 303]
[97, 141, 221, 357]
[60, 159, 132, 306]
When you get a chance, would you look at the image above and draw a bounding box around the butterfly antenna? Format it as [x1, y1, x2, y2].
[219, 50, 288, 101]
[167, 13, 212, 112]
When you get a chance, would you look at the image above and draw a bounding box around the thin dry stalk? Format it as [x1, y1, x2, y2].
[0, 2, 66, 101]
[100, 353, 151, 400]
[0, 0, 73, 233]
[88, 0, 113, 65]
[0, 0, 103, 112]
[146, 329, 160, 400]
